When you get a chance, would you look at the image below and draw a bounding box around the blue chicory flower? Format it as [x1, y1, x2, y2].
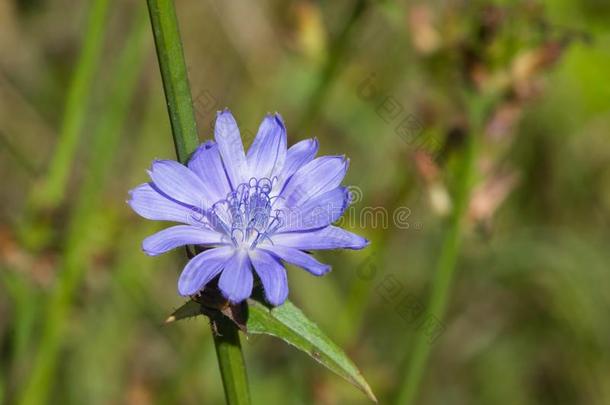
[128, 109, 368, 306]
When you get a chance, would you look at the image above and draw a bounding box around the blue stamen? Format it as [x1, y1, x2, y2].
[209, 177, 283, 248]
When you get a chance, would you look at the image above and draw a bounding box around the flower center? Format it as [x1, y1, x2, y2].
[209, 178, 283, 249]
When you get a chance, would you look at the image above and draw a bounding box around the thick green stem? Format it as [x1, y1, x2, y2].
[145, 1, 251, 403]
[146, 0, 198, 163]
[213, 316, 251, 405]
[396, 97, 486, 405]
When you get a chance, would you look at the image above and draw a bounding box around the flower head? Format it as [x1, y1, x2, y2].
[128, 109, 368, 306]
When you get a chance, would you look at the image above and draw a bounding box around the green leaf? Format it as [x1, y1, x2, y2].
[165, 300, 202, 323]
[247, 299, 377, 403]
[166, 297, 376, 402]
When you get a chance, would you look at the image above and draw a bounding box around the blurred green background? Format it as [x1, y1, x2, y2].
[1, 0, 610, 404]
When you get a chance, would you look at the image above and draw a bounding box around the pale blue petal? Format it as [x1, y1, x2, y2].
[249, 249, 289, 306]
[281, 138, 318, 180]
[259, 245, 330, 276]
[188, 141, 232, 203]
[148, 160, 212, 209]
[142, 225, 227, 256]
[274, 138, 319, 194]
[178, 247, 234, 296]
[128, 183, 197, 225]
[270, 226, 368, 250]
[280, 156, 349, 208]
[281, 187, 349, 232]
[218, 250, 253, 303]
[214, 109, 248, 188]
[247, 113, 287, 180]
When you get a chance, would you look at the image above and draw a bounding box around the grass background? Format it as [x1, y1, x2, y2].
[1, 0, 610, 404]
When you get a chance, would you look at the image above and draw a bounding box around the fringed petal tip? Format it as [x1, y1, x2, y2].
[191, 140, 216, 157]
[316, 264, 332, 276]
[149, 158, 168, 169]
[126, 187, 138, 204]
[345, 235, 370, 250]
[339, 156, 350, 172]
[271, 112, 285, 127]
[141, 242, 159, 257]
[217, 107, 232, 117]
[328, 155, 350, 169]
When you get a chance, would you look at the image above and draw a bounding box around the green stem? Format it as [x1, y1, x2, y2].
[213, 316, 251, 405]
[145, 1, 251, 403]
[395, 97, 486, 405]
[146, 0, 198, 163]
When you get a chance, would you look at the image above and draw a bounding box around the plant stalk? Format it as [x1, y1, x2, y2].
[146, 0, 198, 163]
[145, 1, 251, 403]
[213, 316, 252, 405]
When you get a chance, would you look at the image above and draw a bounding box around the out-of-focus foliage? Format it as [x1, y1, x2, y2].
[1, 0, 609, 404]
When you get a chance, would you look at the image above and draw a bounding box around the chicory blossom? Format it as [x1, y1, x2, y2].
[128, 109, 368, 306]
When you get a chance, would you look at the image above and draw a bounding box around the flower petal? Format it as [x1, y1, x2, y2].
[178, 247, 234, 296]
[142, 225, 227, 256]
[270, 226, 369, 250]
[260, 245, 330, 276]
[128, 183, 197, 225]
[148, 160, 212, 209]
[214, 109, 248, 188]
[247, 113, 287, 179]
[281, 187, 350, 232]
[280, 156, 349, 208]
[281, 138, 318, 180]
[249, 249, 289, 306]
[218, 250, 253, 303]
[188, 141, 231, 203]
